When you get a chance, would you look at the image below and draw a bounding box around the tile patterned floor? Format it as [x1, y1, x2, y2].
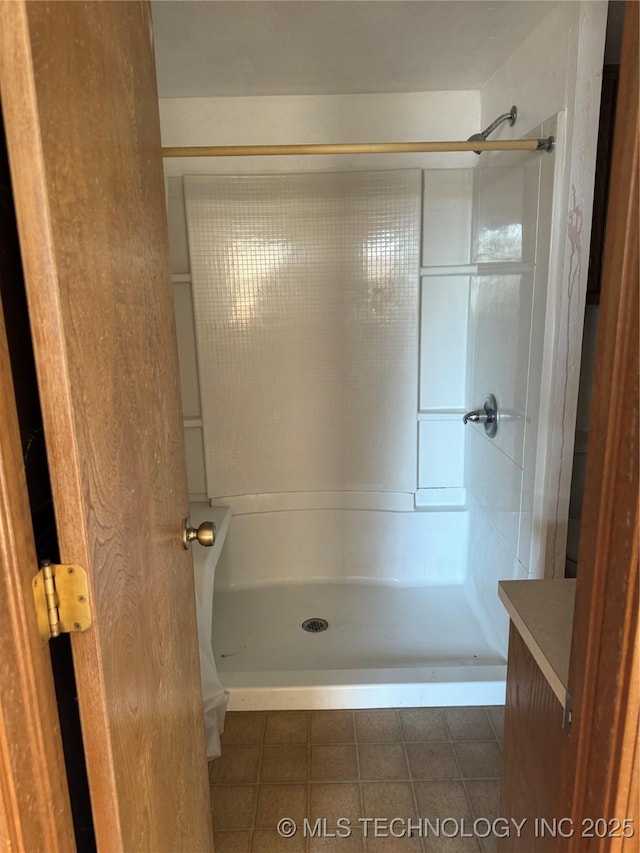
[210, 707, 504, 853]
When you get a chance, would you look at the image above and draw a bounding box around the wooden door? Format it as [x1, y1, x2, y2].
[0, 2, 213, 850]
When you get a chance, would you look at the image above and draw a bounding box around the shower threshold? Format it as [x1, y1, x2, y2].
[213, 582, 506, 710]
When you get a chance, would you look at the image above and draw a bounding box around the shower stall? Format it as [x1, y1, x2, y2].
[157, 2, 607, 710]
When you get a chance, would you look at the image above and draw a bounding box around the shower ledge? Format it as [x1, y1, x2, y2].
[222, 665, 507, 711]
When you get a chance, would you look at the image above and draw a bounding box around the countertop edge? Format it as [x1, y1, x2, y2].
[498, 580, 574, 709]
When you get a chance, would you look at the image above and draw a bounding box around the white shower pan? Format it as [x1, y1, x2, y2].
[212, 580, 506, 711]
[190, 500, 506, 711]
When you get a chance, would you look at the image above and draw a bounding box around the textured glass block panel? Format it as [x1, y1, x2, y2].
[185, 171, 420, 498]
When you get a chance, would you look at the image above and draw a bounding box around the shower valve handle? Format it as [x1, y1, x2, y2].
[182, 518, 216, 549]
[463, 394, 499, 439]
[462, 410, 488, 424]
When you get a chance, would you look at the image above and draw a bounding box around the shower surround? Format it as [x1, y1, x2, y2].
[185, 170, 421, 504]
[165, 4, 607, 707]
[178, 146, 555, 708]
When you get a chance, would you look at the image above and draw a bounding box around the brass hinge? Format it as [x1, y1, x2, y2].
[32, 561, 92, 646]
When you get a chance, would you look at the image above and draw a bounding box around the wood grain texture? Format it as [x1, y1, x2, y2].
[621, 737, 638, 853]
[0, 294, 76, 850]
[0, 127, 52, 518]
[0, 2, 213, 849]
[499, 623, 565, 853]
[559, 2, 639, 850]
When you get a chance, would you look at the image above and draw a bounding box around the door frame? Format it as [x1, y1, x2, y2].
[559, 1, 638, 845]
[0, 282, 75, 851]
[0, 0, 636, 845]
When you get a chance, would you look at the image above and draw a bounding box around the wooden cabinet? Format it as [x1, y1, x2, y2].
[498, 580, 575, 852]
[500, 624, 566, 852]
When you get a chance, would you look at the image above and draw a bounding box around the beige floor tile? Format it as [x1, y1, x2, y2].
[361, 781, 417, 820]
[309, 829, 364, 851]
[211, 785, 257, 830]
[251, 828, 307, 852]
[453, 742, 503, 779]
[399, 708, 447, 742]
[210, 747, 262, 784]
[480, 835, 498, 853]
[423, 835, 481, 852]
[261, 744, 309, 783]
[365, 834, 422, 851]
[413, 780, 472, 820]
[354, 710, 402, 743]
[406, 742, 460, 780]
[309, 783, 362, 824]
[213, 831, 252, 853]
[444, 708, 494, 741]
[311, 711, 355, 744]
[265, 711, 310, 744]
[358, 743, 409, 781]
[223, 712, 266, 746]
[311, 745, 358, 781]
[484, 707, 505, 743]
[255, 783, 308, 828]
[464, 779, 502, 820]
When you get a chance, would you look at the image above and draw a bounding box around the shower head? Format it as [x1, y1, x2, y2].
[467, 105, 518, 154]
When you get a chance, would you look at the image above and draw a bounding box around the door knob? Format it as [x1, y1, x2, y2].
[463, 393, 498, 438]
[183, 518, 216, 549]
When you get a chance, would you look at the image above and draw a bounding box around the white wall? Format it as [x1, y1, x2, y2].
[464, 0, 607, 653]
[164, 88, 480, 503]
[464, 120, 557, 652]
[417, 169, 473, 509]
[186, 170, 421, 500]
[480, 0, 607, 579]
[160, 90, 479, 175]
[163, 90, 477, 589]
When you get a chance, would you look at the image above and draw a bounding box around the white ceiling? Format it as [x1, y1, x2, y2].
[152, 1, 558, 99]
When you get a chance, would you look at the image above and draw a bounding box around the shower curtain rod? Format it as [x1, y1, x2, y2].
[162, 137, 555, 158]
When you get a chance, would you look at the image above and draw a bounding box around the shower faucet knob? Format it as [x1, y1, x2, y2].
[182, 519, 216, 549]
[463, 410, 487, 424]
[463, 394, 499, 439]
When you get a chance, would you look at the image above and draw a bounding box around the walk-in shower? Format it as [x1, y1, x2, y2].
[172, 102, 561, 712]
[157, 0, 605, 727]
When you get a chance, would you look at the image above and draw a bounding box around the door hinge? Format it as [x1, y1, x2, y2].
[32, 561, 92, 646]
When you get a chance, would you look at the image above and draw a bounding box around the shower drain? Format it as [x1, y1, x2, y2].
[302, 618, 329, 633]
